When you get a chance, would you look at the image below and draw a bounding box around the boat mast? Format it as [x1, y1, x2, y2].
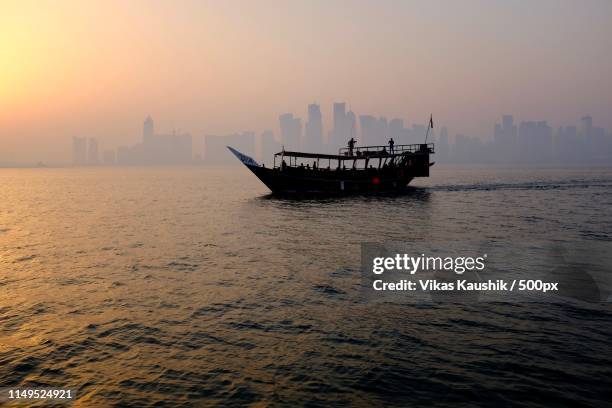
[424, 114, 433, 143]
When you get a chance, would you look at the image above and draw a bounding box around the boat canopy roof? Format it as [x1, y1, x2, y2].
[275, 143, 434, 160]
[275, 151, 349, 160]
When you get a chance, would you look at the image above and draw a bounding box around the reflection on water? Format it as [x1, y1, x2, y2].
[257, 185, 432, 203]
[0, 165, 611, 406]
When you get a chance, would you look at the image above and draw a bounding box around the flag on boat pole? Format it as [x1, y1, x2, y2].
[424, 114, 433, 143]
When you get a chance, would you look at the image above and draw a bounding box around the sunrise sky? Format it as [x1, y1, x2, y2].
[1, 0, 611, 163]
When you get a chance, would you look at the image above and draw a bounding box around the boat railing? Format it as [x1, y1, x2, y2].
[338, 143, 434, 156]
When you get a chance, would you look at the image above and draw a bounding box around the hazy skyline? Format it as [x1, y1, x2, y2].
[2, 0, 611, 163]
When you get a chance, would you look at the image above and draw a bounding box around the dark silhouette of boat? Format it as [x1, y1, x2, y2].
[228, 142, 434, 195]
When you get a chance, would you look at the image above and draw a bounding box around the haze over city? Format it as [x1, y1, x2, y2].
[1, 0, 611, 164]
[2, 2, 612, 406]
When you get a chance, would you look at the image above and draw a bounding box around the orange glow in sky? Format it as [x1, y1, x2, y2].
[1, 0, 611, 163]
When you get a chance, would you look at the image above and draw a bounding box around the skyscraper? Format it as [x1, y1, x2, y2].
[330, 102, 348, 150]
[581, 115, 593, 139]
[72, 137, 87, 166]
[376, 116, 388, 144]
[359, 115, 377, 146]
[493, 115, 517, 162]
[133, 116, 193, 165]
[518, 120, 553, 163]
[333, 103, 346, 129]
[305, 103, 323, 152]
[143, 115, 154, 145]
[279, 113, 302, 149]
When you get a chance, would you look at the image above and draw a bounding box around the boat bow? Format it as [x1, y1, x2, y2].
[227, 146, 260, 167]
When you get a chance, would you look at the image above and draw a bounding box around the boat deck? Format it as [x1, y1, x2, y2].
[276, 143, 434, 161]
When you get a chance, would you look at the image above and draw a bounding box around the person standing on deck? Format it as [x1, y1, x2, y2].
[388, 138, 395, 155]
[348, 138, 356, 156]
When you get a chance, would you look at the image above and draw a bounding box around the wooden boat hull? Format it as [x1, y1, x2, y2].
[228, 146, 431, 196]
[245, 164, 416, 195]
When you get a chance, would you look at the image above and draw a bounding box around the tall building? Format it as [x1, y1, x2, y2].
[376, 116, 388, 144]
[502, 115, 514, 132]
[333, 102, 346, 130]
[581, 115, 593, 139]
[330, 102, 349, 150]
[555, 126, 581, 163]
[493, 115, 517, 162]
[518, 120, 553, 163]
[305, 103, 323, 152]
[72, 137, 87, 166]
[88, 138, 99, 165]
[279, 113, 302, 149]
[143, 115, 154, 145]
[410, 124, 427, 144]
[360, 115, 390, 146]
[127, 116, 193, 165]
[359, 115, 377, 146]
